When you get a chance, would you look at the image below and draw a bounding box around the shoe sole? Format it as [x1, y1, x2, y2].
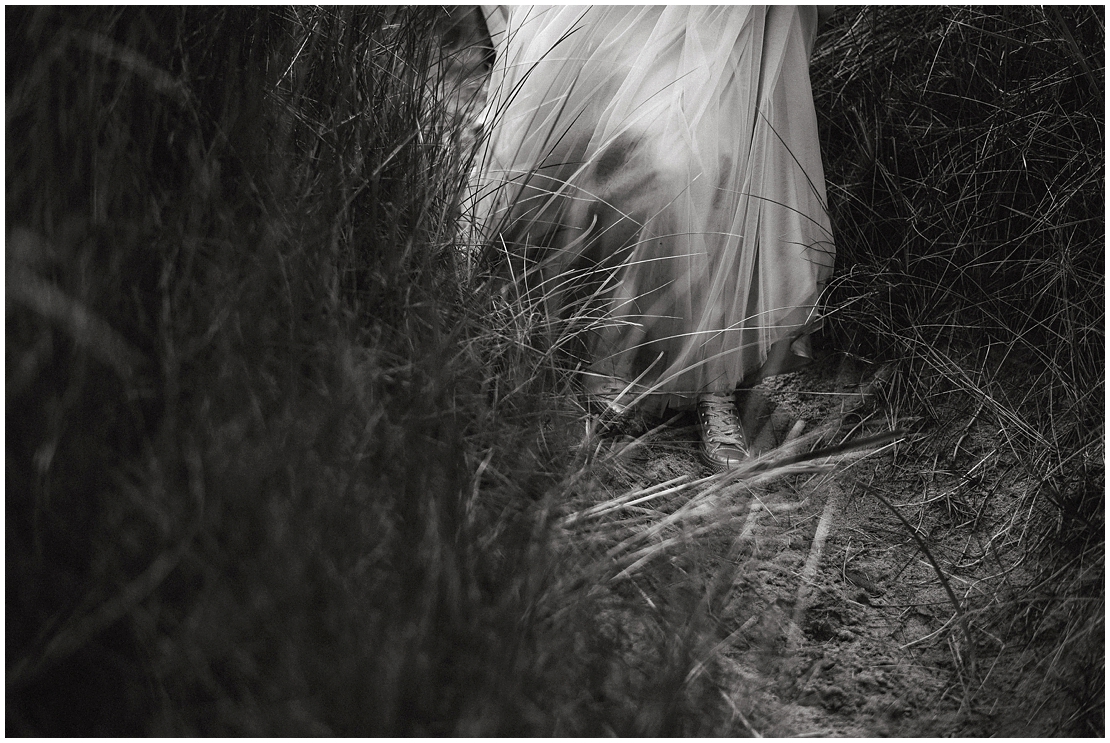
[699, 446, 747, 471]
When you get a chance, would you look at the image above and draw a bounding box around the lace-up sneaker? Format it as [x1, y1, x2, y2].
[696, 392, 748, 470]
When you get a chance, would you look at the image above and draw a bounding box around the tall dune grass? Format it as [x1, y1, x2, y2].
[6, 7, 711, 734]
[812, 6, 1103, 732]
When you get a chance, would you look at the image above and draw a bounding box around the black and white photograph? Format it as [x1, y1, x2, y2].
[7, 5, 1103, 735]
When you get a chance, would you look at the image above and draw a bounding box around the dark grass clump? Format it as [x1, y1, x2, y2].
[6, 6, 465, 734]
[811, 6, 1103, 733]
[6, 7, 728, 735]
[813, 6, 1102, 506]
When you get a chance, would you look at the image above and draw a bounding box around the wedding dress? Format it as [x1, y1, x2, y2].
[473, 6, 835, 415]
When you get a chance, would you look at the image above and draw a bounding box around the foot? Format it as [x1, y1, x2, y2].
[583, 375, 649, 436]
[696, 392, 748, 470]
[585, 375, 635, 419]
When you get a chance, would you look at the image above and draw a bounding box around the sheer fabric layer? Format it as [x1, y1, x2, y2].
[474, 6, 835, 412]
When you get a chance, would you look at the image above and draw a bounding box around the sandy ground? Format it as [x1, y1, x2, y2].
[569, 351, 1068, 736]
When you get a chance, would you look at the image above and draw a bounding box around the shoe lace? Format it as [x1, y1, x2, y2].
[697, 395, 745, 449]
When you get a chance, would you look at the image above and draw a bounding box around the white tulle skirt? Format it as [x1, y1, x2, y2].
[472, 6, 835, 412]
